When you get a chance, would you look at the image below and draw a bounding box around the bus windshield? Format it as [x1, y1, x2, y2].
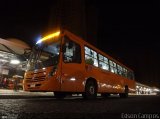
[26, 40, 61, 71]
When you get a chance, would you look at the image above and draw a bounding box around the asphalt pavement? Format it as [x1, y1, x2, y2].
[0, 89, 160, 119]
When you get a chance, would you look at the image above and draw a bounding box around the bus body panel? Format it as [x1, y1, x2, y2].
[84, 65, 125, 93]
[24, 66, 61, 92]
[61, 63, 85, 92]
[60, 34, 86, 92]
[23, 29, 136, 94]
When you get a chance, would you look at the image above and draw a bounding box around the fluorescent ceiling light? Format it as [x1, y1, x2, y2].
[10, 59, 20, 64]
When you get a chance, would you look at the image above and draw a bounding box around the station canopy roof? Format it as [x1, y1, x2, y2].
[0, 38, 31, 70]
[0, 38, 30, 55]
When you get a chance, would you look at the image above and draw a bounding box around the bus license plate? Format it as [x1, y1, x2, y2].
[30, 84, 35, 87]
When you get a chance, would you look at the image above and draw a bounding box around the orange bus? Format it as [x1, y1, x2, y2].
[23, 29, 135, 99]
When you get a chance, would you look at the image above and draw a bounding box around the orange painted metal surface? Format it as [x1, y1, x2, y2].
[23, 29, 136, 94]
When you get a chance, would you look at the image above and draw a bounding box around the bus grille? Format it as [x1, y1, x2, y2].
[25, 72, 46, 82]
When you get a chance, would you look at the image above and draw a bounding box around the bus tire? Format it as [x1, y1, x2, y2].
[54, 92, 66, 99]
[83, 80, 97, 99]
[119, 86, 128, 98]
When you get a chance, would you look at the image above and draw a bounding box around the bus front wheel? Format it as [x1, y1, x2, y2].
[54, 92, 66, 99]
[83, 80, 97, 99]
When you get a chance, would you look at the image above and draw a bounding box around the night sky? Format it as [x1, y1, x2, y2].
[0, 1, 160, 88]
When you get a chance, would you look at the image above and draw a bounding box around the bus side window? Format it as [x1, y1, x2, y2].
[122, 68, 127, 78]
[127, 71, 134, 80]
[63, 36, 81, 63]
[85, 46, 98, 67]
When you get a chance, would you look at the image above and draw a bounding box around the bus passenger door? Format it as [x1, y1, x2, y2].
[60, 36, 85, 92]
